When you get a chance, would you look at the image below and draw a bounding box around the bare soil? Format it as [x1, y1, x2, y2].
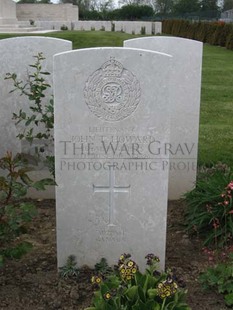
[0, 200, 228, 310]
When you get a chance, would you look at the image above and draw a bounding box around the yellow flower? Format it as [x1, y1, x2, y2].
[120, 268, 126, 274]
[104, 292, 111, 300]
[96, 277, 101, 284]
[127, 260, 134, 267]
[126, 275, 132, 280]
[132, 268, 137, 274]
[120, 255, 125, 261]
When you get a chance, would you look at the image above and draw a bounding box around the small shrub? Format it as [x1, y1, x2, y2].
[94, 257, 113, 276]
[5, 53, 55, 178]
[162, 19, 233, 48]
[59, 255, 79, 278]
[100, 26, 105, 31]
[141, 26, 146, 35]
[86, 253, 190, 310]
[0, 151, 55, 266]
[199, 253, 233, 307]
[29, 19, 35, 26]
[111, 22, 115, 32]
[185, 163, 233, 248]
[91, 27, 95, 31]
[60, 24, 68, 31]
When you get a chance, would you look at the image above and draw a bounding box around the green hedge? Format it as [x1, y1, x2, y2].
[162, 19, 233, 50]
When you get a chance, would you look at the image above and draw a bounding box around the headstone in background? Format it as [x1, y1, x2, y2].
[124, 37, 203, 199]
[0, 36, 72, 198]
[0, 0, 18, 25]
[54, 47, 172, 270]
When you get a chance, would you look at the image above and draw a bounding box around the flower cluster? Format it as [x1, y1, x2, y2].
[118, 254, 138, 281]
[228, 181, 233, 191]
[157, 278, 178, 299]
[220, 181, 233, 211]
[145, 253, 160, 266]
[86, 254, 190, 310]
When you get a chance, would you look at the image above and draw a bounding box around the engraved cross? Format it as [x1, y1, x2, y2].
[93, 167, 130, 226]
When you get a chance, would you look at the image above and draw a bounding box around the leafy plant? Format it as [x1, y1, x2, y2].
[59, 255, 80, 278]
[199, 253, 233, 306]
[185, 164, 233, 247]
[60, 24, 69, 31]
[2, 241, 33, 260]
[141, 26, 146, 35]
[86, 253, 190, 310]
[94, 257, 113, 276]
[0, 152, 54, 266]
[5, 52, 55, 177]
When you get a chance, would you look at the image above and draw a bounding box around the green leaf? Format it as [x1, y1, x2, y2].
[126, 285, 138, 300]
[33, 178, 56, 191]
[20, 174, 33, 186]
[225, 293, 233, 306]
[40, 71, 51, 75]
[147, 288, 157, 299]
[138, 286, 146, 303]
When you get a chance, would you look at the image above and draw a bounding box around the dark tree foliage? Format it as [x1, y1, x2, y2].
[173, 0, 201, 14]
[119, 4, 154, 20]
[223, 0, 233, 11]
[200, 0, 219, 11]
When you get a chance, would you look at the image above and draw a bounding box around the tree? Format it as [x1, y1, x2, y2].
[154, 0, 174, 14]
[200, 0, 219, 11]
[173, 0, 200, 14]
[223, 0, 233, 10]
[119, 4, 154, 19]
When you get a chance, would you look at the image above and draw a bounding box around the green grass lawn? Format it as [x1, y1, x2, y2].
[0, 31, 232, 168]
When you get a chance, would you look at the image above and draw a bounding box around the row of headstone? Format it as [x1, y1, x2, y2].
[0, 36, 203, 270]
[35, 20, 162, 35]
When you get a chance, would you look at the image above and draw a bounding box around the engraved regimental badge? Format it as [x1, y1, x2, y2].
[84, 57, 141, 122]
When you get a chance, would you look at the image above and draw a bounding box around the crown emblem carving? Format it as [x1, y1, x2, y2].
[101, 58, 123, 77]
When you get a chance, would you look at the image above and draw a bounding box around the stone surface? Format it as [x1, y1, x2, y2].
[0, 0, 18, 25]
[0, 36, 72, 198]
[54, 47, 172, 270]
[154, 22, 162, 34]
[124, 37, 203, 199]
[16, 3, 79, 22]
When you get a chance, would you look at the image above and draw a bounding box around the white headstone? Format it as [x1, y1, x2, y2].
[54, 47, 172, 270]
[124, 37, 203, 199]
[0, 36, 72, 198]
[0, 0, 17, 25]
